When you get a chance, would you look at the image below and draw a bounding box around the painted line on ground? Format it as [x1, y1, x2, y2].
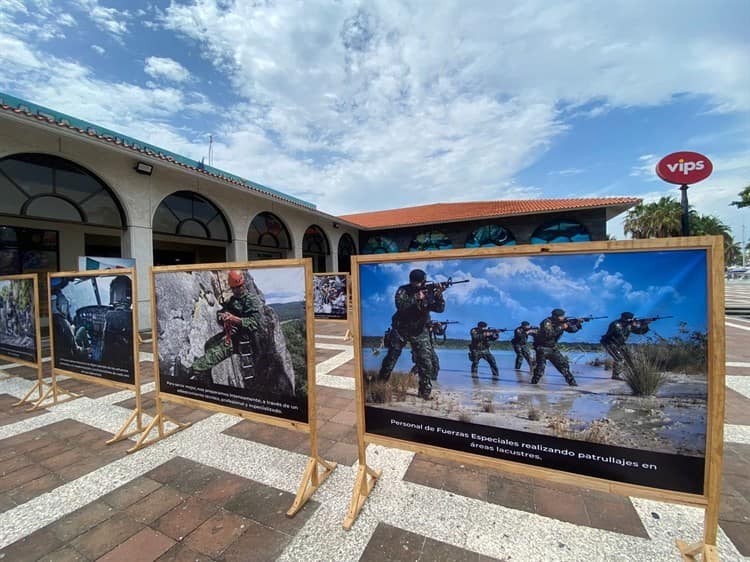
[725, 321, 750, 332]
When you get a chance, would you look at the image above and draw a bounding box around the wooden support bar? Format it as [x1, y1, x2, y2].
[287, 456, 337, 517]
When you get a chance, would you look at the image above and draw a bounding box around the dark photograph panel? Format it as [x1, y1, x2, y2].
[313, 274, 348, 320]
[360, 249, 709, 494]
[50, 273, 135, 384]
[0, 277, 37, 363]
[154, 266, 309, 423]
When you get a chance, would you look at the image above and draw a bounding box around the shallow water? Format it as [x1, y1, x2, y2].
[364, 347, 707, 428]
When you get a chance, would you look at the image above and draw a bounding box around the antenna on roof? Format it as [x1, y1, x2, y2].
[208, 134, 213, 167]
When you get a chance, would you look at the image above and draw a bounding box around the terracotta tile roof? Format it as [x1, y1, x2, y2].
[0, 92, 316, 210]
[339, 198, 641, 229]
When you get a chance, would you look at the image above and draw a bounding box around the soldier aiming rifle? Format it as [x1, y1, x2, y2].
[532, 309, 606, 386]
[600, 313, 671, 380]
[469, 322, 507, 378]
[428, 320, 460, 344]
[511, 321, 537, 371]
[377, 271, 468, 399]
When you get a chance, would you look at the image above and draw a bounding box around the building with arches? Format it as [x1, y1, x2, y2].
[0, 92, 639, 329]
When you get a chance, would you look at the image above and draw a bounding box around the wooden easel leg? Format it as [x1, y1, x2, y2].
[343, 463, 381, 530]
[26, 378, 79, 412]
[106, 408, 145, 444]
[286, 456, 337, 517]
[126, 413, 190, 453]
[676, 541, 719, 561]
[12, 380, 45, 407]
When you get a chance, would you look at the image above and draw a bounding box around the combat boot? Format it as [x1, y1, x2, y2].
[530, 375, 540, 384]
[417, 378, 432, 400]
[189, 367, 212, 385]
[564, 373, 578, 387]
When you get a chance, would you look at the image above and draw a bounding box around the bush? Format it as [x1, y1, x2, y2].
[623, 347, 668, 396]
[363, 369, 416, 404]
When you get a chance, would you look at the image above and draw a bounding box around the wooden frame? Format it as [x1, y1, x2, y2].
[39, 268, 145, 443]
[137, 259, 335, 514]
[345, 237, 725, 561]
[0, 273, 46, 407]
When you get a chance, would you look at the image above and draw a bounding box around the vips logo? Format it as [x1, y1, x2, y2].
[656, 151, 713, 185]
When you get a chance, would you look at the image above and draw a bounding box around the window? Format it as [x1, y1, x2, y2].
[303, 225, 329, 273]
[530, 220, 591, 244]
[0, 153, 125, 227]
[465, 224, 516, 247]
[247, 212, 291, 260]
[337, 233, 356, 273]
[152, 191, 230, 241]
[363, 235, 400, 254]
[408, 231, 453, 252]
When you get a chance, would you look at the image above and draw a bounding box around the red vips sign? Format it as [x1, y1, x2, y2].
[656, 151, 713, 185]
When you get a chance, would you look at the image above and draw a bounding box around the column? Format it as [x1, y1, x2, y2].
[121, 225, 153, 331]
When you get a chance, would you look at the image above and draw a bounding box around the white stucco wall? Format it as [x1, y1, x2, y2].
[0, 115, 359, 330]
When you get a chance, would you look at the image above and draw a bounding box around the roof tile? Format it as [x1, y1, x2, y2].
[339, 198, 641, 229]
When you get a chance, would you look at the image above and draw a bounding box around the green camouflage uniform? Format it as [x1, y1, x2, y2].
[190, 289, 263, 375]
[532, 317, 579, 386]
[378, 283, 445, 398]
[469, 328, 499, 377]
[600, 319, 649, 379]
[511, 326, 534, 370]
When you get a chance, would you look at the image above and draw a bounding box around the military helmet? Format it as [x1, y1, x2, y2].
[55, 292, 70, 316]
[521, 321, 530, 327]
[409, 269, 426, 283]
[477, 321, 487, 328]
[228, 270, 245, 288]
[551, 308, 565, 317]
[110, 275, 132, 306]
[621, 311, 634, 320]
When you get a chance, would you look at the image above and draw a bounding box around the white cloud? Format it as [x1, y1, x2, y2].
[144, 56, 191, 83]
[73, 0, 129, 38]
[91, 44, 105, 55]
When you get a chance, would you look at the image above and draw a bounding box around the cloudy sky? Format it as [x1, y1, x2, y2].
[359, 250, 708, 341]
[1, 1, 749, 240]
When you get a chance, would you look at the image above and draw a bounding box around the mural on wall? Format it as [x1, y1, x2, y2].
[531, 220, 591, 244]
[465, 225, 516, 247]
[408, 231, 453, 252]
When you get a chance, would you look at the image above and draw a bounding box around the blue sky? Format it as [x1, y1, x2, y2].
[359, 250, 708, 341]
[1, 1, 749, 240]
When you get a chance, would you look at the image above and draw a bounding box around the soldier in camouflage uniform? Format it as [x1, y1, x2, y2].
[600, 311, 650, 380]
[511, 321, 536, 371]
[531, 309, 579, 386]
[183, 270, 263, 385]
[469, 321, 499, 378]
[378, 269, 444, 399]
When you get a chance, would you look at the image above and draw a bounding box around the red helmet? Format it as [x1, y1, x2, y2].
[228, 270, 244, 288]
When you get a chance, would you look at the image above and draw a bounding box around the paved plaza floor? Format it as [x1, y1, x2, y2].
[0, 288, 749, 561]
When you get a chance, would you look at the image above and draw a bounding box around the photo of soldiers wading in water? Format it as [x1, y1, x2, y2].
[376, 269, 444, 400]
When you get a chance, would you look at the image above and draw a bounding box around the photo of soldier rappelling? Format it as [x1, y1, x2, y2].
[154, 265, 309, 423]
[359, 250, 709, 462]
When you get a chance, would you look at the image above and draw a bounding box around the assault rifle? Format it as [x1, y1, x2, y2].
[429, 320, 460, 343]
[633, 315, 673, 323]
[422, 277, 469, 306]
[566, 315, 607, 327]
[482, 327, 511, 339]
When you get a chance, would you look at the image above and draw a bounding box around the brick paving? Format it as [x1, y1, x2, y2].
[0, 316, 747, 560]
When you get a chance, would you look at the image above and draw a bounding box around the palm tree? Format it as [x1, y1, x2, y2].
[731, 185, 750, 208]
[623, 196, 683, 238]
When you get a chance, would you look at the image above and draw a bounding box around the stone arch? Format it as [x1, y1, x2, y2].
[337, 233, 357, 273]
[303, 224, 330, 272]
[247, 211, 292, 260]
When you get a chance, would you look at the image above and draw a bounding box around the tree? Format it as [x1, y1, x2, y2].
[730, 185, 750, 208]
[623, 196, 683, 238]
[625, 196, 737, 263]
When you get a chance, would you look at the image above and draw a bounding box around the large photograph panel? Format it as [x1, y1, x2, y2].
[0, 277, 37, 362]
[154, 266, 308, 423]
[313, 273, 348, 320]
[360, 248, 709, 495]
[50, 272, 135, 384]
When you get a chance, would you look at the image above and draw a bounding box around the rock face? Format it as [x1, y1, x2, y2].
[155, 269, 296, 396]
